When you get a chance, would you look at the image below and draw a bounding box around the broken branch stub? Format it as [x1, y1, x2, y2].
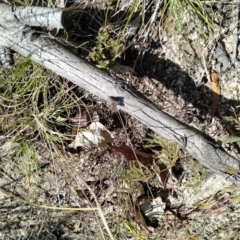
[0, 3, 64, 67]
[0, 3, 240, 184]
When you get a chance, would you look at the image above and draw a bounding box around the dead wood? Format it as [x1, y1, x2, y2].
[0, 3, 240, 184]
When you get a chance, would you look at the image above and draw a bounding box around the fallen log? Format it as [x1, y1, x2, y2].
[0, 3, 240, 184]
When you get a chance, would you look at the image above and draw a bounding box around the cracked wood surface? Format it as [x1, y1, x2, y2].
[0, 3, 240, 184]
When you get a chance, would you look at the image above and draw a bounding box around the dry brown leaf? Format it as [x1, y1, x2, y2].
[208, 68, 221, 118]
[107, 142, 153, 166]
[76, 189, 88, 199]
[108, 143, 174, 187]
[75, 189, 93, 205]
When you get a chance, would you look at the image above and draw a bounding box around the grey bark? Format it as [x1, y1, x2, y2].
[14, 6, 63, 28]
[0, 3, 240, 184]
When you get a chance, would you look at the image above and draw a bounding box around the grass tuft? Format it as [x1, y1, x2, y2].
[160, 0, 213, 38]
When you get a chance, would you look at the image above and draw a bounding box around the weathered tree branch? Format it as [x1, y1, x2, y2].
[14, 5, 63, 28]
[0, 3, 240, 184]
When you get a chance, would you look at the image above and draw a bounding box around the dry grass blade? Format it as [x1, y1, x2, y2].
[0, 188, 98, 211]
[55, 148, 115, 240]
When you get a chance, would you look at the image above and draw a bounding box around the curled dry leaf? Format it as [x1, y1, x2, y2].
[69, 122, 114, 149]
[76, 189, 89, 200]
[108, 143, 174, 187]
[208, 68, 221, 118]
[107, 142, 153, 166]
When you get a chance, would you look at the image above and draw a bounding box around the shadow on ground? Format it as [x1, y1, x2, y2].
[62, 7, 240, 122]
